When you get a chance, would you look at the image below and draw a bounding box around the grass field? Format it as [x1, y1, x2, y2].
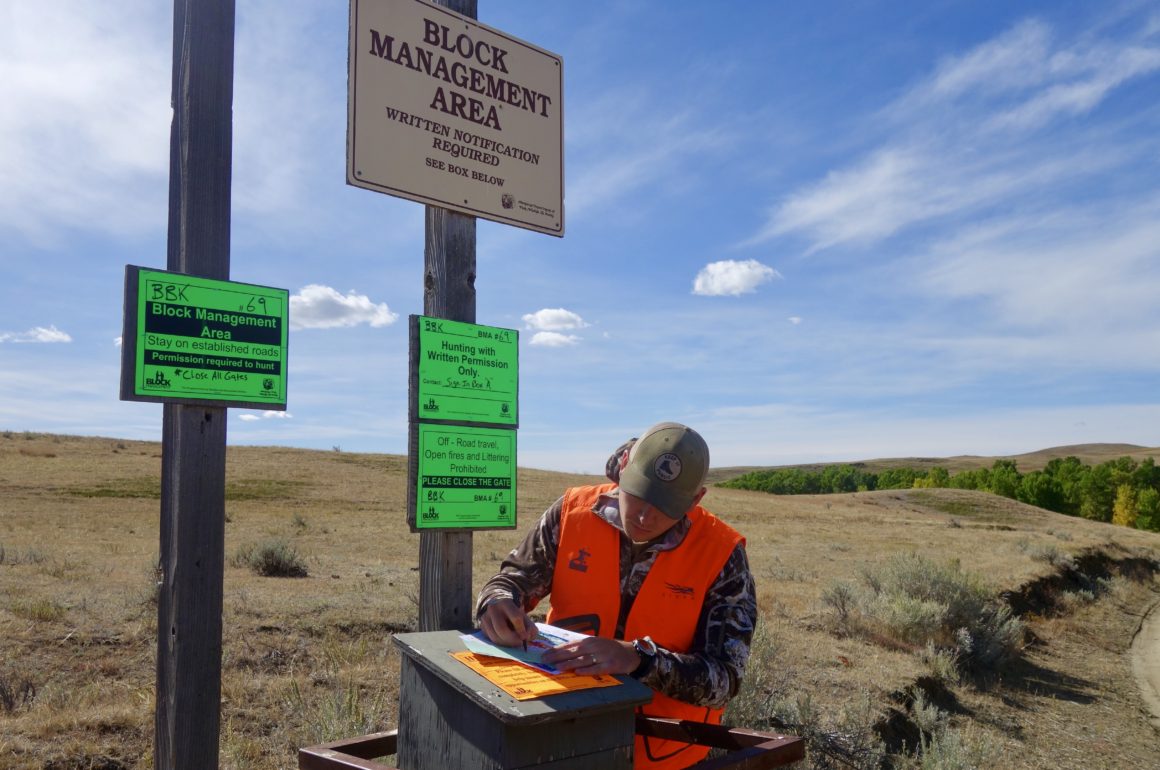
[1, 432, 1158, 769]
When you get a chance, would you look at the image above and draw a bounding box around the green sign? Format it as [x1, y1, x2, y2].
[121, 266, 289, 409]
[415, 315, 518, 426]
[415, 423, 516, 530]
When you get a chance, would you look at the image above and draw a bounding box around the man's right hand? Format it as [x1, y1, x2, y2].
[479, 597, 537, 647]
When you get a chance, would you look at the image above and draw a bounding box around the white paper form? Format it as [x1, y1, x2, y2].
[460, 622, 589, 674]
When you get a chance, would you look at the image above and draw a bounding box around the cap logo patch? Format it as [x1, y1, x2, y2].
[654, 452, 682, 481]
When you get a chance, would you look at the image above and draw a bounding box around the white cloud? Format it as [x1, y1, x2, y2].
[747, 147, 1012, 251]
[0, 326, 72, 344]
[522, 308, 589, 331]
[0, 2, 349, 243]
[747, 17, 1160, 253]
[916, 199, 1160, 331]
[922, 19, 1053, 100]
[289, 285, 398, 330]
[238, 411, 292, 422]
[530, 331, 580, 347]
[903, 19, 1160, 129]
[692, 260, 780, 296]
[983, 46, 1160, 133]
[787, 316, 802, 325]
[566, 97, 732, 221]
[0, 3, 170, 240]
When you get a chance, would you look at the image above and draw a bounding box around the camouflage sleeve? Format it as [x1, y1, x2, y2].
[474, 496, 564, 620]
[636, 543, 757, 709]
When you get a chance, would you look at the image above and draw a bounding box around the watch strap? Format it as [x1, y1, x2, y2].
[629, 637, 657, 679]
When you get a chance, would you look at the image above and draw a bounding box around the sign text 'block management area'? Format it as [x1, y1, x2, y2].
[121, 266, 289, 410]
[348, 0, 563, 235]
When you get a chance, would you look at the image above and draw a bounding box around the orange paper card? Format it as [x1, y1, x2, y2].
[451, 650, 621, 700]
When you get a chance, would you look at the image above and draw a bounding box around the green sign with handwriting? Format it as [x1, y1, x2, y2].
[121, 266, 289, 409]
[415, 315, 518, 426]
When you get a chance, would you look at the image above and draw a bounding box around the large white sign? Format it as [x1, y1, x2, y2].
[348, 0, 564, 236]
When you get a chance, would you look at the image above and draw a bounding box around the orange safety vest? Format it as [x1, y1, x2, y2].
[547, 483, 744, 770]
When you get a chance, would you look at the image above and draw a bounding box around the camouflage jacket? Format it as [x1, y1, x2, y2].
[474, 443, 757, 708]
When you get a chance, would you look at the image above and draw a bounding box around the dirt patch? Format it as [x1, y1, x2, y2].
[868, 549, 1160, 763]
[1001, 547, 1158, 617]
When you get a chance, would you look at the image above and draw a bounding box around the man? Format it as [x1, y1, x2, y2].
[476, 422, 757, 769]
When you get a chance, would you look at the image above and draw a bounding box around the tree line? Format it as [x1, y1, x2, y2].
[718, 456, 1160, 532]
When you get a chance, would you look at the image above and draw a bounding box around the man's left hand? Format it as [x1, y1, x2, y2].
[541, 636, 640, 676]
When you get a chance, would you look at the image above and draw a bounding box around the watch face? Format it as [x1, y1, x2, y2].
[636, 636, 657, 656]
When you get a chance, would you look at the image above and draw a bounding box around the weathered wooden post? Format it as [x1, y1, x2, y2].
[157, 1, 235, 767]
[123, 4, 285, 764]
[418, 0, 478, 632]
[417, 208, 477, 630]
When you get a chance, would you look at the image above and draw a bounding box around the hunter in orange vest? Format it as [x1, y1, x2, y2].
[477, 422, 757, 770]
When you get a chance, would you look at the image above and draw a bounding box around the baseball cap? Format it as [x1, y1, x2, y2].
[618, 422, 710, 519]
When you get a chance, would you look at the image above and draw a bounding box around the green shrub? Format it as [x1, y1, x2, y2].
[919, 642, 960, 686]
[865, 593, 948, 646]
[721, 622, 781, 730]
[1016, 540, 1076, 569]
[10, 598, 67, 622]
[952, 604, 1024, 672]
[0, 544, 48, 565]
[896, 692, 998, 769]
[773, 692, 886, 770]
[821, 581, 857, 631]
[233, 538, 309, 577]
[285, 676, 390, 745]
[725, 624, 885, 769]
[861, 554, 990, 646]
[825, 553, 1025, 675]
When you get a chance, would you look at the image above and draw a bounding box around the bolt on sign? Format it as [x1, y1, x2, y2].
[408, 315, 519, 531]
[120, 266, 289, 410]
[347, 0, 564, 236]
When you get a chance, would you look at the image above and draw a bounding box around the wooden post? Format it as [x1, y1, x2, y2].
[156, 1, 235, 768]
[417, 0, 479, 633]
[418, 208, 477, 632]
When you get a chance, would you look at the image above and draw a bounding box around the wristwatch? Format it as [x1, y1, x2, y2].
[630, 636, 658, 679]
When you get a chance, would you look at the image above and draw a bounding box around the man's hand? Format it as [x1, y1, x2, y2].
[541, 637, 641, 676]
[479, 597, 537, 647]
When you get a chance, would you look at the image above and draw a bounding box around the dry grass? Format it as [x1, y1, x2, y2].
[1, 432, 1159, 769]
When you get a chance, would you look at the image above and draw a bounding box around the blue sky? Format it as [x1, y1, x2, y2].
[3, 0, 1160, 473]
